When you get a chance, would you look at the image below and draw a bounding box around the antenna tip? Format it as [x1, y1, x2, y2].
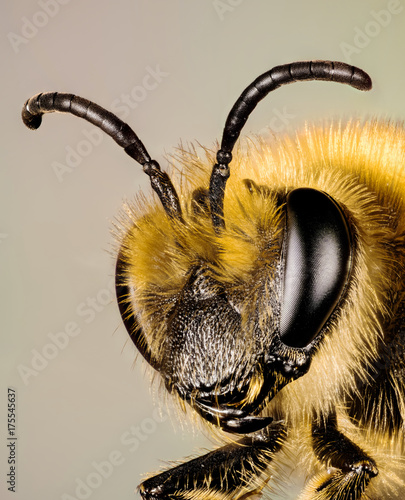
[21, 100, 42, 130]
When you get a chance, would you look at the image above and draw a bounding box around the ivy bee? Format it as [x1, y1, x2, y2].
[22, 61, 405, 499]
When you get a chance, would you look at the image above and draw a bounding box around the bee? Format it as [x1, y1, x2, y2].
[22, 60, 405, 499]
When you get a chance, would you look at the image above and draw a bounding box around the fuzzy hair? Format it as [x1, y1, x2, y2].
[116, 119, 405, 499]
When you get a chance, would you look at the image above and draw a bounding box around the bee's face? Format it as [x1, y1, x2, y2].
[117, 175, 352, 432]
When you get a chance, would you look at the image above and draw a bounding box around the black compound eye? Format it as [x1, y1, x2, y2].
[279, 188, 352, 348]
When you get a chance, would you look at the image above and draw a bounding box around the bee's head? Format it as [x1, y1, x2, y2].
[22, 61, 369, 435]
[117, 180, 352, 434]
[114, 61, 368, 434]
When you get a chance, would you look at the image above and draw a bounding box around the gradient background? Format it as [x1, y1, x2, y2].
[2, 1, 405, 499]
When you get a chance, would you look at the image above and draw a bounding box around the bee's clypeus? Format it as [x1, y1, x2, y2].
[23, 61, 405, 499]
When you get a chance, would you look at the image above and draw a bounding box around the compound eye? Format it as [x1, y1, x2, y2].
[279, 188, 352, 348]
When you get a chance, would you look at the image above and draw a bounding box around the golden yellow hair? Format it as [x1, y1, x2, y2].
[118, 119, 405, 498]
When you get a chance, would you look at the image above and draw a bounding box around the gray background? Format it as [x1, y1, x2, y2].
[2, 1, 405, 499]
